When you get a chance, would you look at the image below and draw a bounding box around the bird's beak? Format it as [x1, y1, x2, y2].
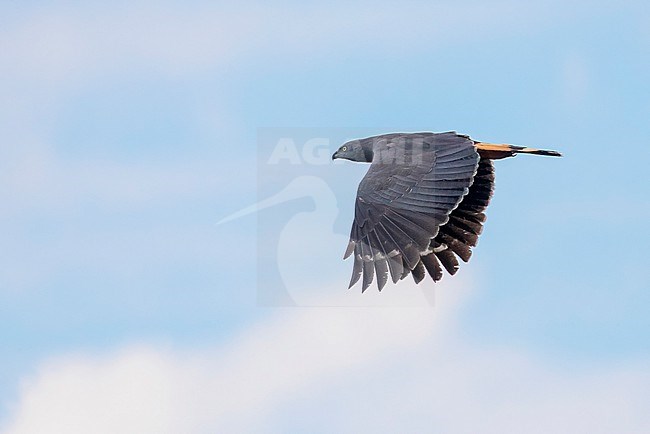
[332, 151, 338, 160]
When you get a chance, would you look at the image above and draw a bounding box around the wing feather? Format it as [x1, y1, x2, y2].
[375, 222, 404, 283]
[359, 236, 374, 291]
[368, 231, 390, 291]
[345, 132, 482, 291]
[421, 253, 443, 282]
[411, 260, 426, 284]
[430, 158, 495, 266]
[435, 248, 460, 275]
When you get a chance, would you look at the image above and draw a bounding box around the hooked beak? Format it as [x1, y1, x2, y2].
[331, 151, 338, 160]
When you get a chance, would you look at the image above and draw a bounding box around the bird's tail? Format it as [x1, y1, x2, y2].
[475, 142, 562, 159]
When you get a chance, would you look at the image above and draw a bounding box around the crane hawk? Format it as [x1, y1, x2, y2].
[332, 131, 561, 292]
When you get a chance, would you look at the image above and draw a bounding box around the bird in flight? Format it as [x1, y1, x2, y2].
[332, 131, 561, 292]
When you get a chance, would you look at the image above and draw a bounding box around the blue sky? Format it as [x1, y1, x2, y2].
[1, 1, 649, 432]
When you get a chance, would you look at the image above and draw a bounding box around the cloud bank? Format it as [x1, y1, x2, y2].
[3, 279, 648, 434]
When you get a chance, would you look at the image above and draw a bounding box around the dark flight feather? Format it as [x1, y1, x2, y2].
[345, 132, 480, 291]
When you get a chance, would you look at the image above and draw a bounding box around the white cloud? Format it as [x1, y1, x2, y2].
[3, 280, 649, 434]
[0, 281, 450, 434]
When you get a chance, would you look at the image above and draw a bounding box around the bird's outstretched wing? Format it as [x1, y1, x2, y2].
[345, 132, 481, 291]
[417, 158, 495, 283]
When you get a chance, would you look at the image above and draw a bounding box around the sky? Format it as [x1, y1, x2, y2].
[1, 1, 649, 432]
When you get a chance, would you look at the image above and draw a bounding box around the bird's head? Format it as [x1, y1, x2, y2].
[332, 139, 374, 163]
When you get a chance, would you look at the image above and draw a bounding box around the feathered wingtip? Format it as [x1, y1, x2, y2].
[343, 240, 355, 259]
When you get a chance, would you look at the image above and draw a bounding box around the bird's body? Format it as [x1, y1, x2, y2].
[332, 131, 561, 292]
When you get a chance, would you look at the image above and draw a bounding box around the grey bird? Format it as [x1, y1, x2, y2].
[332, 131, 561, 292]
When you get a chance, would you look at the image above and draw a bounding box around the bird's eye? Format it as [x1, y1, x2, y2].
[341, 146, 348, 152]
